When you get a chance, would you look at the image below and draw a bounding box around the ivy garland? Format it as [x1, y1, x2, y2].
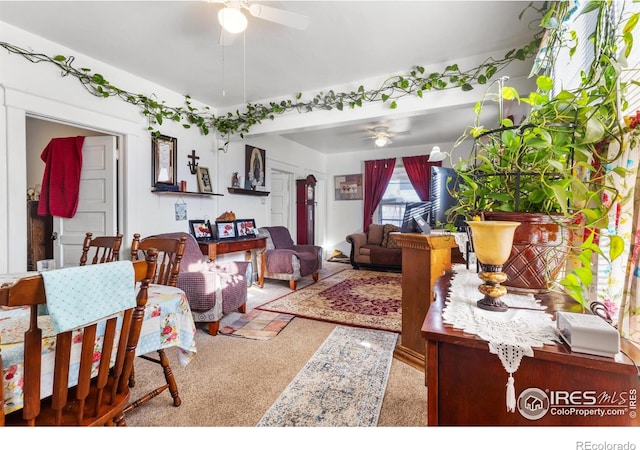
[0, 4, 546, 151]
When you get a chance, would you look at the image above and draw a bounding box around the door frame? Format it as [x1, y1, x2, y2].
[2, 86, 138, 273]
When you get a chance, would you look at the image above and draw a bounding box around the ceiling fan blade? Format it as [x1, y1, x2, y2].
[247, 3, 309, 30]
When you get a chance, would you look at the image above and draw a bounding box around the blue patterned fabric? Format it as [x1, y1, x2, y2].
[41, 261, 135, 333]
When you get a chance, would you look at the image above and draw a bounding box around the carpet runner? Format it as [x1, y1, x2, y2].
[257, 269, 401, 332]
[256, 325, 398, 426]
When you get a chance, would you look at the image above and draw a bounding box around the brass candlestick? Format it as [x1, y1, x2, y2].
[466, 220, 521, 312]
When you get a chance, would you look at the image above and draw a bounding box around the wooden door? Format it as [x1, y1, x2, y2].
[53, 136, 118, 267]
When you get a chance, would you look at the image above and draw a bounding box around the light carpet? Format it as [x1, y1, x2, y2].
[256, 325, 398, 427]
[257, 269, 402, 333]
[219, 309, 295, 340]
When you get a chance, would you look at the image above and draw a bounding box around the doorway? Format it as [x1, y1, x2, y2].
[270, 169, 293, 229]
[25, 117, 119, 269]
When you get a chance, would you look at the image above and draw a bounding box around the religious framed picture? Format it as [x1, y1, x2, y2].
[189, 220, 213, 241]
[196, 166, 213, 193]
[334, 174, 363, 200]
[152, 135, 177, 187]
[215, 220, 237, 240]
[245, 145, 266, 189]
[235, 219, 256, 238]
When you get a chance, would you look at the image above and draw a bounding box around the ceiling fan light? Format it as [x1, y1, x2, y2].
[375, 137, 388, 147]
[218, 7, 248, 34]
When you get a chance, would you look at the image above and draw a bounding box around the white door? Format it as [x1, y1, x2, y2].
[270, 170, 291, 227]
[53, 136, 118, 268]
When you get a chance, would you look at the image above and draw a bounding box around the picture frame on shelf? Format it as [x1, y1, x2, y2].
[334, 174, 363, 200]
[235, 219, 256, 238]
[245, 145, 266, 189]
[189, 220, 213, 241]
[152, 135, 177, 187]
[215, 220, 237, 240]
[196, 166, 213, 193]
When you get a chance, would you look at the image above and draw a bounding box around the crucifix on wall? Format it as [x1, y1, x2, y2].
[188, 149, 199, 174]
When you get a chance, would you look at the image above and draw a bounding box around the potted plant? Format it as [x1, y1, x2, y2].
[448, 2, 636, 307]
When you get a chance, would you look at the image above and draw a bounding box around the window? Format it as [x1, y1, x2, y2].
[377, 166, 420, 226]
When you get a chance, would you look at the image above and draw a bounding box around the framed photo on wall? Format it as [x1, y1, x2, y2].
[235, 219, 256, 238]
[196, 166, 213, 193]
[245, 145, 266, 189]
[334, 174, 363, 200]
[215, 221, 237, 240]
[152, 135, 177, 187]
[189, 220, 213, 241]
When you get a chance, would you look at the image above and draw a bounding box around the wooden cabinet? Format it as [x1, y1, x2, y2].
[296, 174, 316, 245]
[423, 272, 640, 426]
[26, 201, 53, 271]
[392, 232, 458, 370]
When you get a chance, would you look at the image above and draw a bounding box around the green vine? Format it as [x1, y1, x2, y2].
[0, 3, 547, 151]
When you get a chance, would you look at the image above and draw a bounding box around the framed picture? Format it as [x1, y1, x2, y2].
[189, 220, 213, 240]
[245, 145, 266, 189]
[196, 166, 213, 193]
[152, 135, 177, 186]
[215, 220, 237, 240]
[334, 174, 363, 200]
[235, 219, 256, 238]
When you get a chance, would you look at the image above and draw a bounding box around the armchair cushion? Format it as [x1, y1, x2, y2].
[368, 223, 384, 245]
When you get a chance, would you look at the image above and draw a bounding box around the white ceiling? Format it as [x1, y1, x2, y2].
[0, 0, 543, 153]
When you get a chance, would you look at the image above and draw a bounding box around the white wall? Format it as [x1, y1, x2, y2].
[0, 19, 519, 273]
[0, 22, 225, 272]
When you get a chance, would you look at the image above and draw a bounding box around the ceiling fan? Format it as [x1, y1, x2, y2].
[212, 0, 309, 35]
[367, 126, 409, 148]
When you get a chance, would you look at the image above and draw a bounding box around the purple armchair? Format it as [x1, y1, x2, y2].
[257, 226, 322, 290]
[150, 232, 250, 336]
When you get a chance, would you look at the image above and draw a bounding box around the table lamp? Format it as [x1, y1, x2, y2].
[466, 220, 520, 312]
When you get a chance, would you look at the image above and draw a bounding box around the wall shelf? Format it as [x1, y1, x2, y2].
[227, 187, 270, 197]
[152, 189, 223, 197]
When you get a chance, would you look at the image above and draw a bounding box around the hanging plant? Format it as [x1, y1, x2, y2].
[0, 3, 548, 150]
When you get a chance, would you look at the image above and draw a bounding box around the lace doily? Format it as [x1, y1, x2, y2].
[443, 264, 559, 412]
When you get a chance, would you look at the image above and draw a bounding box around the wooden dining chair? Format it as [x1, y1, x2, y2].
[79, 232, 123, 266]
[126, 233, 187, 412]
[0, 250, 158, 426]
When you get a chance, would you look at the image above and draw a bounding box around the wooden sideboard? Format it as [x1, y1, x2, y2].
[392, 232, 459, 370]
[422, 271, 640, 426]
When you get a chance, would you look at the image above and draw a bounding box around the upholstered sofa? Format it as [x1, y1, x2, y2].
[257, 226, 322, 290]
[149, 232, 250, 336]
[346, 223, 402, 271]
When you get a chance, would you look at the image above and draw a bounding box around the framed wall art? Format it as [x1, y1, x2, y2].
[245, 145, 266, 189]
[235, 219, 256, 237]
[152, 135, 177, 187]
[189, 220, 213, 240]
[215, 221, 237, 240]
[196, 166, 213, 193]
[334, 174, 363, 200]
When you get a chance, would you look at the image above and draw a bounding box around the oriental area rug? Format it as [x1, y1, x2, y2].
[256, 269, 402, 333]
[256, 325, 398, 427]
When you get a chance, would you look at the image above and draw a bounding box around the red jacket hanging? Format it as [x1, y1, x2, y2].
[38, 136, 84, 218]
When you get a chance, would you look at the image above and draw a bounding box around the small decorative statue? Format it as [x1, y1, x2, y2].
[231, 172, 240, 187]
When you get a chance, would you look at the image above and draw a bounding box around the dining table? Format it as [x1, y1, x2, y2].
[0, 275, 198, 415]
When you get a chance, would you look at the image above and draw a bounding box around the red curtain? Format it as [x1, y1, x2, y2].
[402, 155, 441, 201]
[363, 158, 396, 232]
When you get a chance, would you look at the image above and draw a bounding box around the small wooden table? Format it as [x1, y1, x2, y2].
[197, 236, 267, 287]
[422, 271, 640, 426]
